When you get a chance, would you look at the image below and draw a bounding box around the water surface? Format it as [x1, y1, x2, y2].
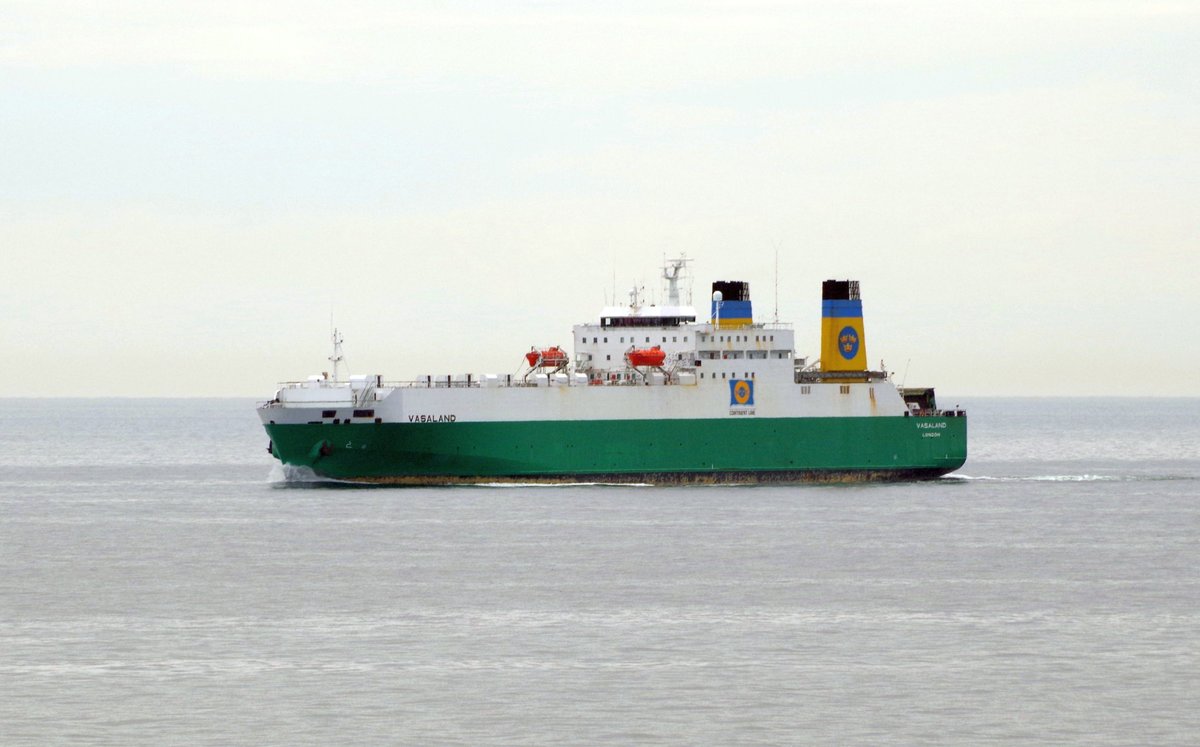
[1, 398, 1197, 745]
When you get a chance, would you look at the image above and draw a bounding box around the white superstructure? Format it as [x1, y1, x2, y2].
[260, 258, 917, 429]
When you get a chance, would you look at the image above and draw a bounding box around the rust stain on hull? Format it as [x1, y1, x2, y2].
[336, 468, 954, 487]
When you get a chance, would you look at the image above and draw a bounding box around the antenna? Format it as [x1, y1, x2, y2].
[612, 261, 616, 309]
[773, 246, 780, 324]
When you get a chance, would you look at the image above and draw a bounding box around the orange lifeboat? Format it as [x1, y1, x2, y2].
[525, 346, 568, 368]
[626, 346, 666, 367]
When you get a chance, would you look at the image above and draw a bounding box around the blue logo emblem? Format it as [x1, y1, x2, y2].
[838, 326, 860, 360]
[729, 379, 754, 406]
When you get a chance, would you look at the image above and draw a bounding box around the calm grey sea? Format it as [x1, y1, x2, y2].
[1, 398, 1198, 745]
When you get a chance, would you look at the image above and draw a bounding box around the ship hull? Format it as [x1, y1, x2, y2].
[265, 414, 966, 485]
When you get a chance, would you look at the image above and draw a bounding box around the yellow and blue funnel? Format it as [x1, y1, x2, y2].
[711, 280, 752, 328]
[820, 279, 867, 372]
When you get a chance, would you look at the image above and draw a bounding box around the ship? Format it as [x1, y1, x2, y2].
[259, 258, 966, 484]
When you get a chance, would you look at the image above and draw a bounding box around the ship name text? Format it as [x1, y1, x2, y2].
[915, 421, 947, 429]
[408, 414, 458, 423]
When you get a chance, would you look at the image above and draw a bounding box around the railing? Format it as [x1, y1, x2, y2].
[269, 374, 691, 393]
[795, 369, 890, 383]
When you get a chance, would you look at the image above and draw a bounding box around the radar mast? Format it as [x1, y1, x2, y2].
[661, 254, 693, 306]
[328, 327, 344, 382]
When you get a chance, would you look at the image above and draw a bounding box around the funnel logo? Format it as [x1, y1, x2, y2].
[729, 379, 754, 407]
[838, 326, 860, 360]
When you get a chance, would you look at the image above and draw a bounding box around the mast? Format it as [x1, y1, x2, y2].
[661, 254, 692, 306]
[328, 327, 344, 382]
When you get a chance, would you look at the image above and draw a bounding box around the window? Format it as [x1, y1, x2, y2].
[722, 372, 727, 379]
[672, 336, 677, 342]
[684, 336, 688, 342]
[606, 355, 611, 361]
[645, 337, 650, 343]
[603, 337, 608, 343]
[840, 385, 850, 394]
[322, 410, 336, 418]
[353, 409, 374, 418]
[620, 337, 625, 343]
[801, 385, 811, 394]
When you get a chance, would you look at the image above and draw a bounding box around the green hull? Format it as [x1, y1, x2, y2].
[265, 415, 967, 485]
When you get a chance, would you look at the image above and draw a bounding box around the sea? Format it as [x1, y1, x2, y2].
[1, 397, 1198, 746]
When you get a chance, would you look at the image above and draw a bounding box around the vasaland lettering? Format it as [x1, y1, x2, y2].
[915, 421, 947, 429]
[408, 414, 458, 423]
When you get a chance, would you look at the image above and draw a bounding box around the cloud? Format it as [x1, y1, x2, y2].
[2, 1, 1198, 395]
[7, 1, 1196, 89]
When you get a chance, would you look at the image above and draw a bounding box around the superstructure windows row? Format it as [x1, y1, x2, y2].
[698, 350, 791, 360]
[699, 333, 776, 343]
[601, 315, 695, 328]
[585, 335, 690, 344]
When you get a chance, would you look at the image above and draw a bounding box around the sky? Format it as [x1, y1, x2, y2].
[2, 0, 1198, 397]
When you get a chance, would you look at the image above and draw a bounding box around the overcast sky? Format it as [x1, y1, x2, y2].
[2, 1, 1197, 397]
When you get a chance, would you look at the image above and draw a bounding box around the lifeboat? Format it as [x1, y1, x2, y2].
[626, 346, 666, 367]
[525, 346, 568, 368]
